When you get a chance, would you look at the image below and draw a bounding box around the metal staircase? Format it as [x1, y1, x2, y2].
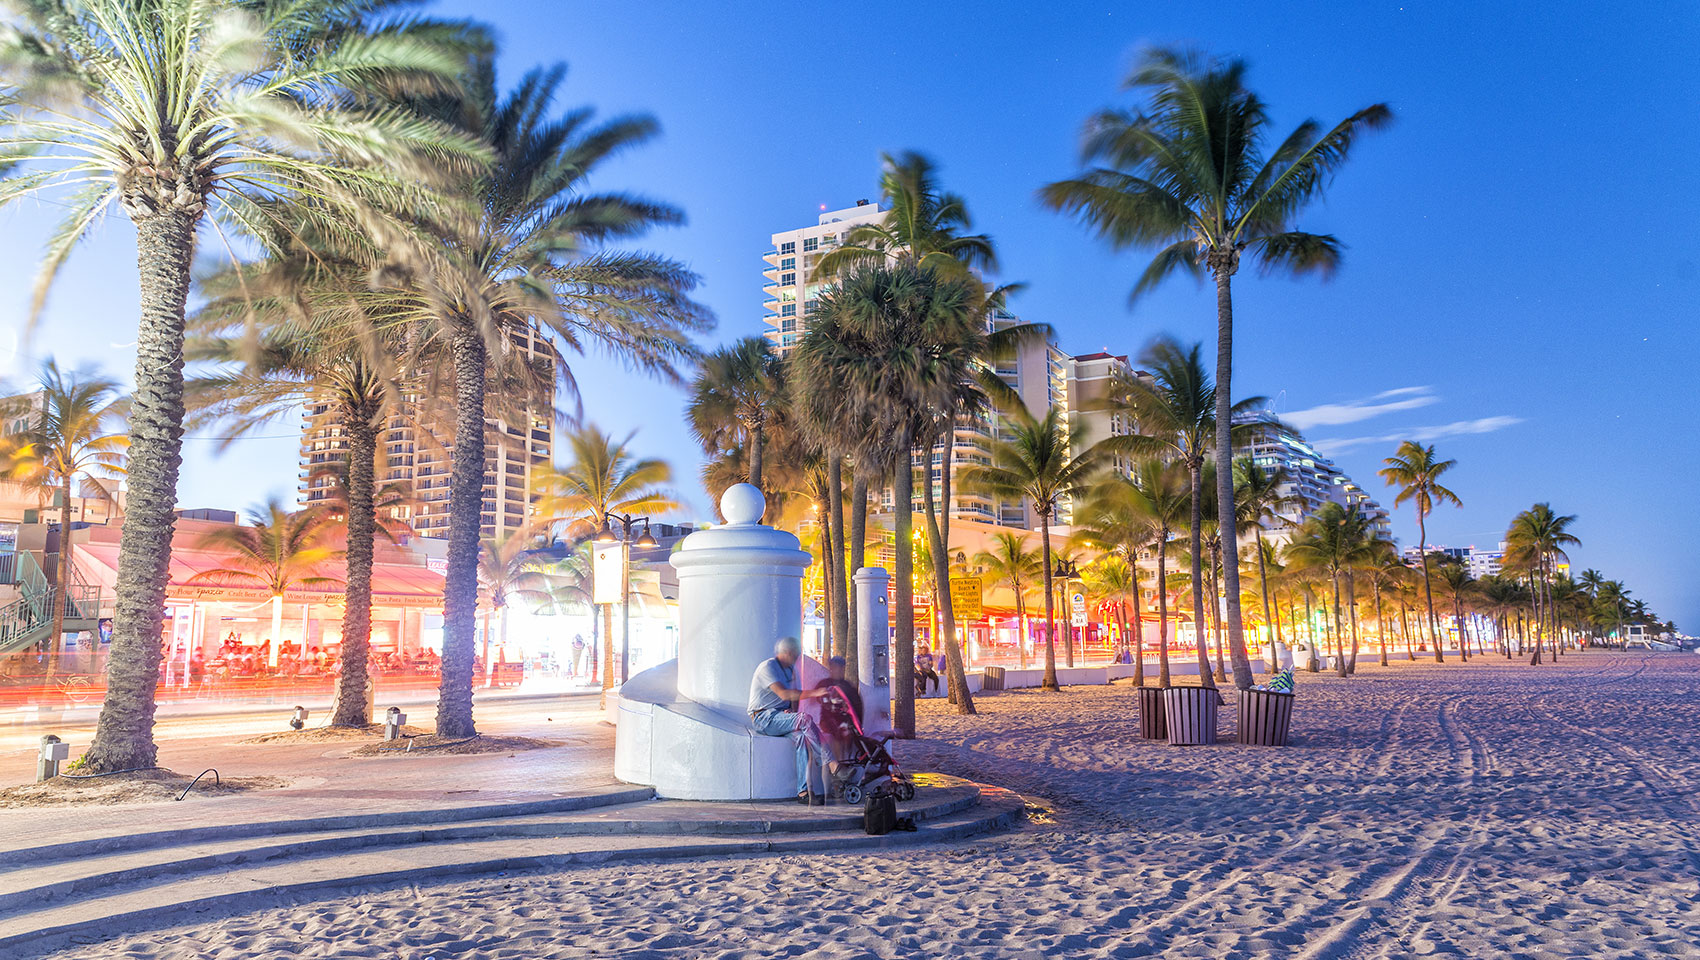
[0, 547, 104, 657]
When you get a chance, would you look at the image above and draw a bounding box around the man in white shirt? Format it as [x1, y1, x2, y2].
[748, 636, 826, 801]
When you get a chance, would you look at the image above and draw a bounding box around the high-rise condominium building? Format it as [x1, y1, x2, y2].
[761, 200, 887, 357]
[1239, 423, 1393, 546]
[299, 328, 555, 542]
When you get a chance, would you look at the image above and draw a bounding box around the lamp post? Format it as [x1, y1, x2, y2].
[1052, 557, 1079, 667]
[599, 513, 658, 684]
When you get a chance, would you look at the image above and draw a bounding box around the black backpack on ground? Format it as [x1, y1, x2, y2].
[863, 794, 897, 835]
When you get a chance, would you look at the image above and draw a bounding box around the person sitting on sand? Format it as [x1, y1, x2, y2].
[748, 636, 827, 801]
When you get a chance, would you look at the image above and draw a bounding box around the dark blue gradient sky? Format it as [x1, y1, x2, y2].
[2, 2, 1694, 626]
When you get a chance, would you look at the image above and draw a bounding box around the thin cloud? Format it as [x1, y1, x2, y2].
[1312, 416, 1526, 456]
[1284, 387, 1439, 430]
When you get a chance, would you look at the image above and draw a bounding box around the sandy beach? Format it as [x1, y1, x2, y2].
[44, 651, 1700, 959]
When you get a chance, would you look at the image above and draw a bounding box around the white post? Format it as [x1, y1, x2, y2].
[854, 566, 891, 734]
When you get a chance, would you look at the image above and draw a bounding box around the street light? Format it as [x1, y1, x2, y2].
[1053, 558, 1080, 666]
[602, 513, 656, 684]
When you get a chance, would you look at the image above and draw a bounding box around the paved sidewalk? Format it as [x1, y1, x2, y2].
[1, 695, 618, 855]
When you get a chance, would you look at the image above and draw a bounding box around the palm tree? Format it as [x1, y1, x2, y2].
[1082, 556, 1139, 669]
[1283, 502, 1377, 677]
[687, 337, 785, 493]
[1043, 48, 1391, 703]
[1071, 474, 1161, 685]
[476, 525, 555, 685]
[1360, 549, 1409, 667]
[0, 362, 127, 657]
[811, 151, 997, 280]
[185, 257, 413, 726]
[0, 0, 481, 773]
[1122, 460, 1191, 687]
[1378, 441, 1463, 663]
[963, 406, 1106, 691]
[1504, 503, 1581, 665]
[973, 533, 1041, 670]
[535, 426, 678, 698]
[1233, 456, 1298, 662]
[382, 63, 710, 738]
[1432, 561, 1477, 662]
[1098, 337, 1268, 689]
[190, 500, 342, 669]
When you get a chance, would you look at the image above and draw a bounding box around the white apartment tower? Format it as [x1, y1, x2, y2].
[762, 200, 887, 356]
[300, 327, 555, 542]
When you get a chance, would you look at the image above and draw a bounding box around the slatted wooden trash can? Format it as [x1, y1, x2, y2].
[1163, 685, 1218, 745]
[1137, 686, 1167, 740]
[1237, 688, 1294, 746]
[982, 666, 1006, 691]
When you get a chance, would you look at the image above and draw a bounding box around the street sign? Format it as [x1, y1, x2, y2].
[949, 576, 983, 621]
[1071, 610, 1088, 628]
[592, 543, 626, 605]
[1071, 591, 1085, 608]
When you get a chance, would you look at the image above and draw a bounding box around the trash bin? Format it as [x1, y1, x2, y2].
[1237, 688, 1294, 746]
[1163, 685, 1219, 745]
[982, 666, 1006, 691]
[1137, 686, 1167, 740]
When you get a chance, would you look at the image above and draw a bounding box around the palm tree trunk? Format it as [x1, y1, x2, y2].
[1373, 578, 1388, 667]
[1131, 556, 1146, 687]
[1186, 462, 1214, 689]
[1211, 264, 1253, 691]
[332, 397, 378, 726]
[1345, 570, 1361, 675]
[1331, 573, 1347, 677]
[747, 425, 764, 491]
[1303, 591, 1319, 672]
[83, 209, 198, 774]
[845, 469, 869, 683]
[827, 455, 849, 660]
[1039, 514, 1059, 691]
[1061, 578, 1074, 668]
[1417, 513, 1443, 663]
[1256, 528, 1278, 654]
[1209, 544, 1226, 682]
[923, 430, 974, 714]
[892, 426, 917, 736]
[1399, 597, 1415, 660]
[1155, 535, 1171, 688]
[435, 328, 485, 738]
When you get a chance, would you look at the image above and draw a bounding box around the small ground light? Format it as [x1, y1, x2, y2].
[384, 706, 406, 741]
[290, 706, 308, 730]
[37, 735, 68, 782]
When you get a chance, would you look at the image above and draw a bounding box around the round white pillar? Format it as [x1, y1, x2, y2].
[670, 484, 811, 718]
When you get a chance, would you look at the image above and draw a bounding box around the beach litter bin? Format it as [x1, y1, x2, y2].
[982, 666, 1006, 691]
[1237, 688, 1294, 746]
[1137, 686, 1167, 740]
[1163, 685, 1219, 745]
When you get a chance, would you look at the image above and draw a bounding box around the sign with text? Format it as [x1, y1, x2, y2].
[949, 576, 983, 621]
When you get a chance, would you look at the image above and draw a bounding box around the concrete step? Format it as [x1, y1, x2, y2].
[0, 783, 984, 920]
[0, 782, 1025, 958]
[0, 783, 656, 867]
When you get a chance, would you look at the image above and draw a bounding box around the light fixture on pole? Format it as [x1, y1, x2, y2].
[599, 513, 654, 684]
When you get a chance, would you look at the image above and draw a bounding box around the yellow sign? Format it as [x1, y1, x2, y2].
[949, 576, 983, 621]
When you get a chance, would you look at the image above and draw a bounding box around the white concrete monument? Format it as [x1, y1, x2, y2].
[612, 483, 812, 800]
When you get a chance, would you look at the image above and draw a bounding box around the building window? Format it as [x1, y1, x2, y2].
[780, 317, 796, 332]
[780, 272, 795, 285]
[780, 257, 794, 270]
[803, 299, 818, 315]
[803, 237, 818, 252]
[780, 303, 796, 317]
[780, 242, 795, 254]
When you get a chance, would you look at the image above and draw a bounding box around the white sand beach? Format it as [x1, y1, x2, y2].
[49, 651, 1700, 959]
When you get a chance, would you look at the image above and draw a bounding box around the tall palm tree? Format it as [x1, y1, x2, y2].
[381, 63, 710, 737]
[794, 260, 987, 730]
[1043, 48, 1391, 703]
[1123, 460, 1191, 687]
[1361, 549, 1409, 667]
[1082, 556, 1139, 669]
[1098, 337, 1268, 689]
[535, 426, 678, 699]
[1233, 456, 1297, 661]
[810, 151, 996, 280]
[0, 0, 481, 773]
[476, 525, 555, 685]
[687, 337, 785, 493]
[0, 361, 127, 655]
[963, 406, 1106, 691]
[1283, 501, 1376, 677]
[189, 500, 342, 668]
[1504, 502, 1581, 665]
[1432, 561, 1477, 663]
[973, 533, 1041, 670]
[185, 251, 413, 726]
[1378, 441, 1463, 663]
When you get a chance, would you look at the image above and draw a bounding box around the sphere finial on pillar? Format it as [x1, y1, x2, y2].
[720, 482, 765, 525]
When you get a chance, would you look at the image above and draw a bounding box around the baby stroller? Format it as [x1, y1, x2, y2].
[815, 686, 915, 806]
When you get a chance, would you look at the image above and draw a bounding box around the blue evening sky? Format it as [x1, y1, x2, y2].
[1, 2, 1694, 626]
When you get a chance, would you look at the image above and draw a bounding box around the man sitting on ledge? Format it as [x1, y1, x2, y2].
[748, 636, 826, 802]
